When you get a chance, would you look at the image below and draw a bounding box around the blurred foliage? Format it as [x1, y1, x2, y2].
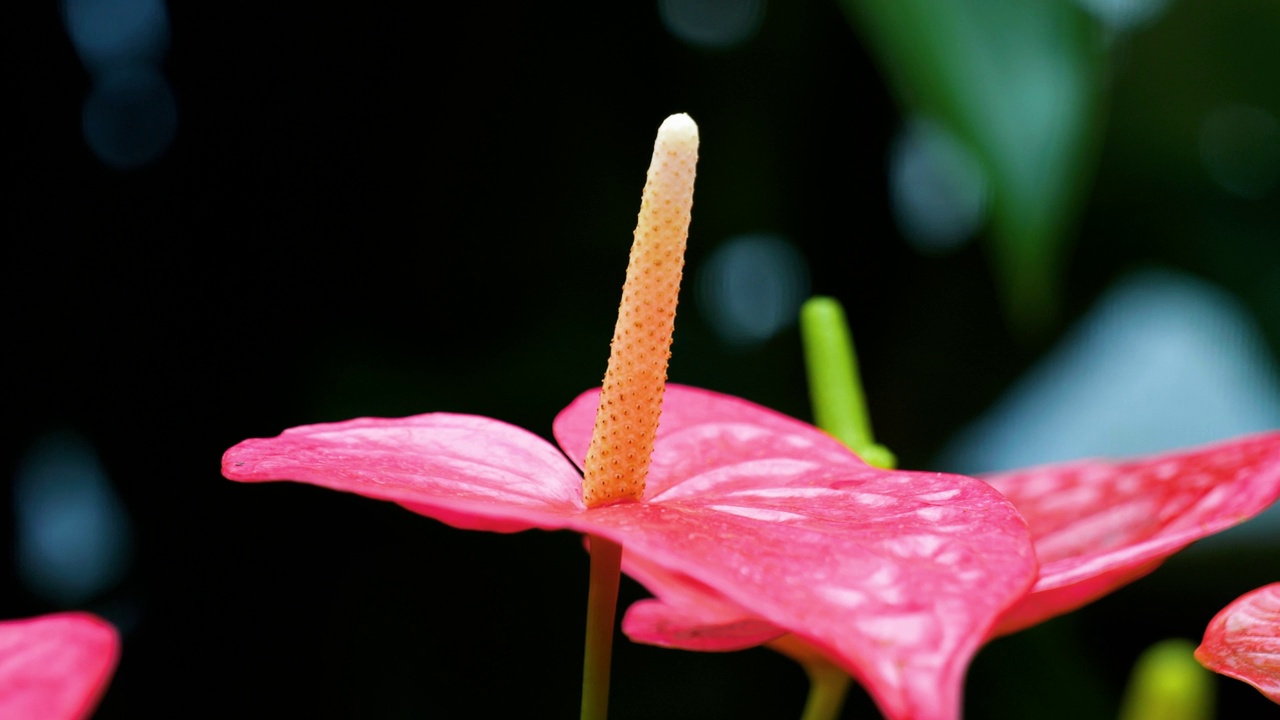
[1118, 639, 1215, 720]
[843, 0, 1105, 335]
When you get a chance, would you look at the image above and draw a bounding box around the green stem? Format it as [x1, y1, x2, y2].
[799, 296, 896, 469]
[799, 658, 854, 720]
[581, 534, 623, 720]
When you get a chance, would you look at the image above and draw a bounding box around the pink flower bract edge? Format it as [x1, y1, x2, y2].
[0, 612, 120, 720]
[223, 383, 1038, 720]
[986, 432, 1280, 635]
[1196, 582, 1280, 704]
[623, 431, 1280, 655]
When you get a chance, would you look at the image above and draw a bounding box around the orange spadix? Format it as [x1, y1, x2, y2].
[582, 113, 699, 507]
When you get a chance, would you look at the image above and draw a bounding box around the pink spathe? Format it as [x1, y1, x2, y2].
[0, 613, 119, 720]
[623, 432, 1280, 655]
[1196, 582, 1280, 704]
[987, 432, 1280, 634]
[223, 384, 1036, 720]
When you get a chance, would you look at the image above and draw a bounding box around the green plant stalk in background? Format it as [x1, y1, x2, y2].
[1118, 638, 1216, 720]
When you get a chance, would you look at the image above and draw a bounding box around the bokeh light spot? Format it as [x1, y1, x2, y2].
[889, 117, 988, 256]
[659, 0, 766, 50]
[62, 0, 175, 170]
[61, 0, 169, 70]
[1074, 0, 1170, 31]
[82, 65, 178, 170]
[696, 234, 810, 349]
[14, 431, 134, 605]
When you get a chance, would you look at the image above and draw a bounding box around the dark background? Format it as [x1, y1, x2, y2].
[4, 1, 1278, 717]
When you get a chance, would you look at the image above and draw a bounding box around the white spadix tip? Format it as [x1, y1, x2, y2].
[657, 113, 699, 146]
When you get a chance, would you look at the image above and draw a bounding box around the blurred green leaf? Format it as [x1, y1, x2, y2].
[842, 0, 1106, 334]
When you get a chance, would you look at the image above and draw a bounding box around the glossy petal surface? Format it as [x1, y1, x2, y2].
[0, 613, 119, 720]
[227, 385, 1036, 720]
[619, 553, 786, 652]
[1195, 583, 1280, 703]
[224, 413, 586, 533]
[986, 432, 1280, 634]
[605, 424, 1280, 697]
[559, 386, 1036, 720]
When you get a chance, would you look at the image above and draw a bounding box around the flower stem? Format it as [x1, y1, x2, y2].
[799, 657, 853, 720]
[581, 534, 624, 720]
[799, 296, 897, 470]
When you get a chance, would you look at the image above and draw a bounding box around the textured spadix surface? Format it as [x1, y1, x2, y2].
[223, 384, 1035, 720]
[1196, 582, 1280, 704]
[0, 613, 119, 720]
[583, 113, 696, 507]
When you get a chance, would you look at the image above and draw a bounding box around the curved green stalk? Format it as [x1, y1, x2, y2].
[581, 535, 624, 720]
[800, 296, 897, 469]
[1118, 639, 1215, 720]
[799, 657, 854, 720]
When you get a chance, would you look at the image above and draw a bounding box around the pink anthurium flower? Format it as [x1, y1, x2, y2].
[225, 384, 1035, 720]
[0, 613, 120, 720]
[223, 114, 1037, 720]
[621, 432, 1280, 649]
[1196, 582, 1280, 704]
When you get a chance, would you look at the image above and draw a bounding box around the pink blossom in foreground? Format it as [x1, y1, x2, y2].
[623, 432, 1280, 653]
[223, 384, 1036, 720]
[1196, 582, 1280, 704]
[0, 613, 120, 720]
